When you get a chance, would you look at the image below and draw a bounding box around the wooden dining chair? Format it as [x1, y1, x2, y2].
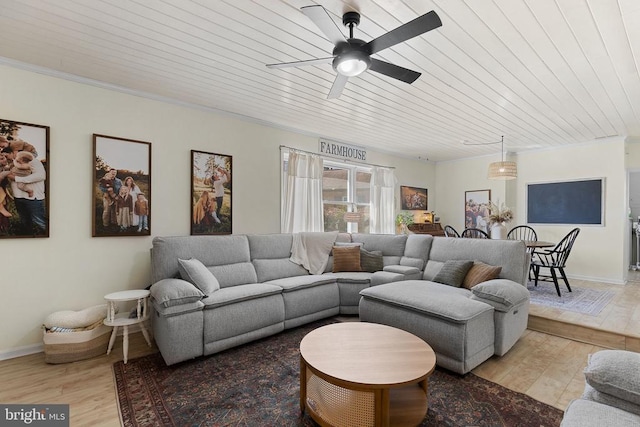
[507, 225, 538, 247]
[461, 228, 489, 239]
[532, 228, 580, 297]
[444, 225, 460, 238]
[507, 225, 538, 280]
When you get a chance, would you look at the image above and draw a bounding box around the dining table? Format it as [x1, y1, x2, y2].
[524, 240, 555, 250]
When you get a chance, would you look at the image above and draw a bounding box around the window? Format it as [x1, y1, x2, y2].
[321, 162, 371, 233]
[281, 152, 371, 233]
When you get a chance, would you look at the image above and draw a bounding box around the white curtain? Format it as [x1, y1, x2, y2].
[282, 150, 324, 233]
[369, 166, 396, 234]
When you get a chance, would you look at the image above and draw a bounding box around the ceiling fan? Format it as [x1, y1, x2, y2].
[266, 5, 442, 99]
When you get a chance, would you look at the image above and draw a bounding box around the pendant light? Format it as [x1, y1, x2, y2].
[488, 136, 517, 180]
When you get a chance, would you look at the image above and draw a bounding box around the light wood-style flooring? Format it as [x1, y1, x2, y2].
[1, 276, 638, 425]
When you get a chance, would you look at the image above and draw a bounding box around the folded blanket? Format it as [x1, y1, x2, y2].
[290, 231, 339, 275]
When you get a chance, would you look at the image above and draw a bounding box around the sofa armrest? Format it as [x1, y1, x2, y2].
[150, 278, 205, 309]
[370, 271, 405, 286]
[469, 279, 529, 312]
[383, 265, 420, 275]
[583, 350, 640, 413]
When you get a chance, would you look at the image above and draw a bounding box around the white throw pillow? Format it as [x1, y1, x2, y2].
[177, 258, 220, 295]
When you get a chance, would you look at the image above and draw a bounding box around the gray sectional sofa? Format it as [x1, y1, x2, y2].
[149, 232, 530, 373]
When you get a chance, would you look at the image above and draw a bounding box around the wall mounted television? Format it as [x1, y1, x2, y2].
[526, 178, 604, 225]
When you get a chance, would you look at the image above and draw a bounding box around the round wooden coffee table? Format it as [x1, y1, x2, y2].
[300, 322, 436, 427]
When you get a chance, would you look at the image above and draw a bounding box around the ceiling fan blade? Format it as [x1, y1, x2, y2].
[365, 10, 442, 55]
[266, 57, 333, 69]
[301, 5, 346, 46]
[369, 58, 421, 84]
[327, 74, 349, 99]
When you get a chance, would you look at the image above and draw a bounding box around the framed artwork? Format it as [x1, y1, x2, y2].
[400, 185, 427, 210]
[0, 119, 50, 239]
[191, 150, 232, 235]
[465, 189, 491, 234]
[92, 134, 151, 237]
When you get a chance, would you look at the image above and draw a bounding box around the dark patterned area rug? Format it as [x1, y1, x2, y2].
[114, 320, 563, 426]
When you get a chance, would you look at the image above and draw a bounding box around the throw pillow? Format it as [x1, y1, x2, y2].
[150, 278, 205, 308]
[332, 245, 362, 273]
[360, 248, 383, 273]
[462, 261, 502, 289]
[432, 260, 474, 287]
[177, 258, 221, 295]
[584, 350, 640, 406]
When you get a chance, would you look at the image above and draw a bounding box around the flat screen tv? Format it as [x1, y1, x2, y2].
[526, 178, 604, 225]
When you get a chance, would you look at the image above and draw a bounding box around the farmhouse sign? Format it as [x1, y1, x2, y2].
[319, 139, 367, 162]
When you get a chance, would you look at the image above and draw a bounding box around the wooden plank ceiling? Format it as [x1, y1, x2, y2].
[0, 0, 638, 161]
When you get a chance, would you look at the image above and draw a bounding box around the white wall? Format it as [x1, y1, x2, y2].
[435, 139, 627, 284]
[0, 65, 434, 355]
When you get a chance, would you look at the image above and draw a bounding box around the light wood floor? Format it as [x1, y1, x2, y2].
[1, 276, 638, 425]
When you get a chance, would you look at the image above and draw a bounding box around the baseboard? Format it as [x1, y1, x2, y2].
[566, 273, 625, 285]
[0, 322, 150, 362]
[0, 343, 43, 361]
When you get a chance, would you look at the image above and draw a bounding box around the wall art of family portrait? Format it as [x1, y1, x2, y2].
[92, 134, 151, 237]
[465, 189, 491, 234]
[191, 150, 232, 235]
[401, 185, 427, 210]
[0, 119, 50, 239]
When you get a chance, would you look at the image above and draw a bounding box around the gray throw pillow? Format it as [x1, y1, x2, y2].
[360, 248, 383, 273]
[584, 350, 640, 406]
[150, 278, 205, 308]
[432, 260, 474, 287]
[177, 258, 221, 295]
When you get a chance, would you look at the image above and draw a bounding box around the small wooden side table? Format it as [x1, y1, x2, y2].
[104, 289, 152, 363]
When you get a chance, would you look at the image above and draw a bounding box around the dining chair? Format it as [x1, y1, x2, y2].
[507, 225, 538, 280]
[461, 228, 489, 239]
[507, 225, 538, 246]
[531, 228, 580, 297]
[444, 225, 460, 238]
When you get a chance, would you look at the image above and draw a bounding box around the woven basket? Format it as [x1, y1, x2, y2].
[43, 324, 111, 364]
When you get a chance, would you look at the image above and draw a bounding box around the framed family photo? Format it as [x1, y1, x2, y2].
[465, 189, 491, 234]
[191, 150, 232, 235]
[92, 134, 151, 237]
[0, 119, 50, 238]
[400, 185, 427, 210]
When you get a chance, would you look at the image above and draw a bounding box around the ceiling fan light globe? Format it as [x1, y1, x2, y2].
[333, 50, 371, 77]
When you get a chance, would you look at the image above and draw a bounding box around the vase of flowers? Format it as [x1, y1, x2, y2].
[488, 201, 513, 239]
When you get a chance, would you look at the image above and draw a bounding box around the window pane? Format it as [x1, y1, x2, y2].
[355, 204, 370, 234]
[323, 167, 348, 202]
[355, 171, 371, 204]
[324, 203, 347, 232]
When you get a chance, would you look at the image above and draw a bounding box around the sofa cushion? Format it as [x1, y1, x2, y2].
[202, 283, 282, 309]
[560, 398, 640, 427]
[178, 258, 221, 295]
[360, 248, 383, 272]
[266, 275, 336, 292]
[470, 279, 530, 311]
[332, 245, 362, 272]
[463, 261, 502, 289]
[584, 350, 640, 406]
[150, 278, 205, 308]
[423, 260, 444, 281]
[582, 383, 640, 417]
[432, 260, 474, 287]
[328, 272, 372, 284]
[359, 281, 488, 323]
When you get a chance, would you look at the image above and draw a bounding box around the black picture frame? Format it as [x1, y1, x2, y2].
[0, 119, 50, 238]
[191, 150, 232, 235]
[400, 185, 427, 210]
[92, 134, 152, 237]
